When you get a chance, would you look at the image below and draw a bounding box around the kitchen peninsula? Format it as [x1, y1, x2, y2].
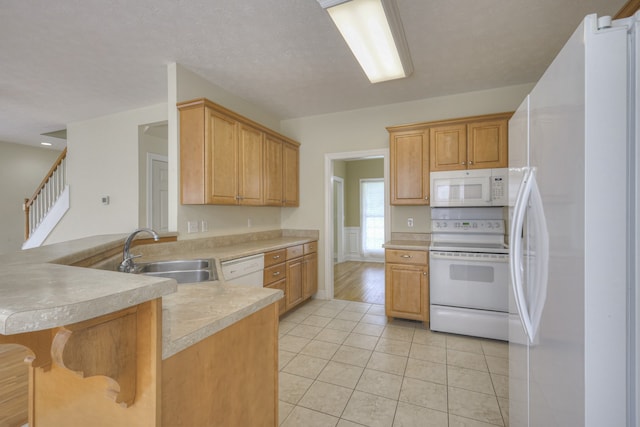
[0, 229, 318, 426]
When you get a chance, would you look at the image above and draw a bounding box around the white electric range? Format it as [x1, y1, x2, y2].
[429, 208, 509, 341]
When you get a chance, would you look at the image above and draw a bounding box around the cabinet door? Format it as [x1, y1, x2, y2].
[430, 124, 467, 171]
[282, 143, 299, 207]
[467, 119, 508, 169]
[206, 109, 238, 204]
[303, 253, 318, 299]
[264, 136, 283, 206]
[286, 258, 304, 309]
[237, 124, 264, 205]
[385, 263, 429, 322]
[389, 130, 429, 205]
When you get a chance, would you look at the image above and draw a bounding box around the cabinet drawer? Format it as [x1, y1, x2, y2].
[304, 241, 317, 254]
[385, 249, 428, 265]
[264, 263, 286, 286]
[286, 244, 304, 260]
[264, 249, 286, 267]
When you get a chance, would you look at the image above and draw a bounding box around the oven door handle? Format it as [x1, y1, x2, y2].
[429, 252, 508, 262]
[509, 168, 549, 343]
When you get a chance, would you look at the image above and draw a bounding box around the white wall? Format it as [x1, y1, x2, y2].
[0, 141, 61, 254]
[168, 63, 285, 238]
[280, 83, 535, 295]
[46, 103, 168, 244]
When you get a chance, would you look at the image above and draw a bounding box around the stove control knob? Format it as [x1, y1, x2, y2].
[487, 223, 493, 229]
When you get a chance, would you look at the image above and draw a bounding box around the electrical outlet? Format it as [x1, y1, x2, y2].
[187, 220, 199, 233]
[200, 220, 208, 233]
[247, 218, 252, 228]
[407, 218, 414, 227]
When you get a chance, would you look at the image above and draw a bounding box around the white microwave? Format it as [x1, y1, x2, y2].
[430, 168, 508, 207]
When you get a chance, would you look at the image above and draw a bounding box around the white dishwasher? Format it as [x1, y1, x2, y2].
[221, 254, 264, 287]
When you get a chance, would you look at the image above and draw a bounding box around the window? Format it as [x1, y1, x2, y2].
[360, 179, 384, 258]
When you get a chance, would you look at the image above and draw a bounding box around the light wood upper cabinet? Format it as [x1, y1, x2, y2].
[264, 135, 283, 206]
[430, 116, 510, 172]
[206, 109, 238, 204]
[263, 137, 299, 207]
[389, 112, 512, 182]
[282, 142, 299, 207]
[389, 129, 429, 205]
[466, 119, 508, 169]
[430, 124, 467, 171]
[237, 123, 264, 205]
[178, 98, 300, 206]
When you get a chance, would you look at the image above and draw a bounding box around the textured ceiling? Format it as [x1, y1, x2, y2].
[0, 0, 627, 148]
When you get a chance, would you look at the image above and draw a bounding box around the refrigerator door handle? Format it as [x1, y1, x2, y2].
[509, 168, 549, 343]
[509, 168, 536, 342]
[527, 170, 549, 341]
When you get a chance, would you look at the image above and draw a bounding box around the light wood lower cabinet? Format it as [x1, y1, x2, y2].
[385, 249, 429, 324]
[162, 303, 278, 426]
[286, 255, 304, 309]
[6, 299, 280, 426]
[303, 242, 318, 299]
[264, 241, 317, 315]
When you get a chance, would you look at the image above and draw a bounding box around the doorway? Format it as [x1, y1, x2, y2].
[147, 154, 169, 231]
[324, 149, 390, 304]
[138, 121, 168, 230]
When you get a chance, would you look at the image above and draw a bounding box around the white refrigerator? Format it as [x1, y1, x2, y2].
[508, 13, 639, 427]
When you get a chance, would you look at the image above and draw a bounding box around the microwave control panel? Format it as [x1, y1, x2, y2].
[491, 176, 507, 205]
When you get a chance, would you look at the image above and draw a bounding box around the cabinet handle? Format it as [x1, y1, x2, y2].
[273, 255, 280, 259]
[425, 196, 429, 202]
[273, 271, 281, 276]
[423, 272, 427, 276]
[468, 160, 473, 165]
[461, 161, 466, 165]
[401, 254, 412, 258]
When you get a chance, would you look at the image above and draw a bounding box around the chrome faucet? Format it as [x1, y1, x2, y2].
[118, 228, 160, 273]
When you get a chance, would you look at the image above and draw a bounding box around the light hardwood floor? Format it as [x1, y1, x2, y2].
[0, 345, 29, 427]
[333, 261, 385, 305]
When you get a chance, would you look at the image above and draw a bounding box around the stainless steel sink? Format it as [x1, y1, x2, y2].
[133, 259, 218, 284]
[137, 259, 211, 273]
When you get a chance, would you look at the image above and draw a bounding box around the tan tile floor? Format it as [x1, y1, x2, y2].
[278, 299, 509, 427]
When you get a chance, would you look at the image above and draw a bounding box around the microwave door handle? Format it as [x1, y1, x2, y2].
[509, 168, 536, 343]
[484, 176, 492, 203]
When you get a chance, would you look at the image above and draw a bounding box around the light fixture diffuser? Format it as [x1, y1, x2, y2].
[318, 0, 413, 83]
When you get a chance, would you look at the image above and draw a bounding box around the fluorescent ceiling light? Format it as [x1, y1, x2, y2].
[318, 0, 413, 83]
[40, 142, 52, 146]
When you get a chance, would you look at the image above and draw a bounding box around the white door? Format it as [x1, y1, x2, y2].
[333, 176, 344, 263]
[149, 156, 169, 232]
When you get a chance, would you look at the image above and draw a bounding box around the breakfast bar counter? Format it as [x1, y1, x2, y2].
[0, 230, 318, 426]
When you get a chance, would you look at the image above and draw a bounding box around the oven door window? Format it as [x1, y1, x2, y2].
[450, 264, 495, 283]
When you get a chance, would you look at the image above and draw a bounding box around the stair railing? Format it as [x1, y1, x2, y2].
[24, 148, 67, 240]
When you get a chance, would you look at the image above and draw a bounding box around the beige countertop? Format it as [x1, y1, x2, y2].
[0, 234, 177, 335]
[161, 282, 281, 359]
[383, 232, 431, 251]
[0, 229, 318, 359]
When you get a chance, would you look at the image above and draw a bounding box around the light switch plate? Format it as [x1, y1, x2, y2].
[187, 221, 199, 233]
